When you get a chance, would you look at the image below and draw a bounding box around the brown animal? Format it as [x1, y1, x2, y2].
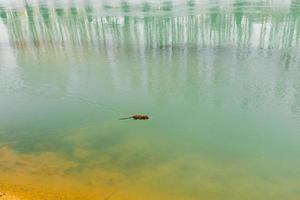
[120, 114, 149, 120]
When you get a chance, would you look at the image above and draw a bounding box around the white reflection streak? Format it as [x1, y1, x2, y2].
[105, 17, 121, 90]
[251, 23, 261, 48]
[0, 20, 24, 91]
[136, 20, 148, 91]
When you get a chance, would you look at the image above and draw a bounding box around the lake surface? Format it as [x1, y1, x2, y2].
[1, 0, 300, 199]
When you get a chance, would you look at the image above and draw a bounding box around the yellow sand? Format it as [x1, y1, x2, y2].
[0, 146, 135, 200]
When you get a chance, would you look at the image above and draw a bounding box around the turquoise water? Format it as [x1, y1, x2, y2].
[1, 1, 300, 199]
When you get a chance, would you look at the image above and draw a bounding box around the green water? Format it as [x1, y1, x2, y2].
[1, 0, 300, 199]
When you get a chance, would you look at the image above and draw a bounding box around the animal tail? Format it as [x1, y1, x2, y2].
[119, 117, 132, 120]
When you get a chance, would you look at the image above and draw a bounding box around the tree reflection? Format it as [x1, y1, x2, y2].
[0, 0, 299, 49]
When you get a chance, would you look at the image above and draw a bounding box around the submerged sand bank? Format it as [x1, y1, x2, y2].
[0, 192, 21, 200]
[0, 146, 137, 200]
[0, 174, 129, 200]
[0, 179, 123, 200]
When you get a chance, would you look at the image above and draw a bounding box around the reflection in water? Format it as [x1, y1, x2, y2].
[0, 19, 23, 92]
[0, 1, 300, 49]
[1, 1, 300, 200]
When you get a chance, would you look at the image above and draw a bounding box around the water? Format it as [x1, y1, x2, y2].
[1, 1, 300, 199]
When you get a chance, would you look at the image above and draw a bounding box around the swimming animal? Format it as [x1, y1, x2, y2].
[120, 114, 149, 120]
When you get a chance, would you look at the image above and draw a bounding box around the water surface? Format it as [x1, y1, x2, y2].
[1, 1, 300, 199]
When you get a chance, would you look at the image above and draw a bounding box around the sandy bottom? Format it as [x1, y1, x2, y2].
[0, 172, 120, 200]
[2, 143, 300, 200]
[0, 143, 200, 200]
[0, 146, 143, 200]
[0, 192, 21, 200]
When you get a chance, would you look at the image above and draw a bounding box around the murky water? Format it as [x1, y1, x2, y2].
[1, 1, 300, 199]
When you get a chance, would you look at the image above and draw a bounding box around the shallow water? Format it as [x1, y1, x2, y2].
[1, 0, 300, 199]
